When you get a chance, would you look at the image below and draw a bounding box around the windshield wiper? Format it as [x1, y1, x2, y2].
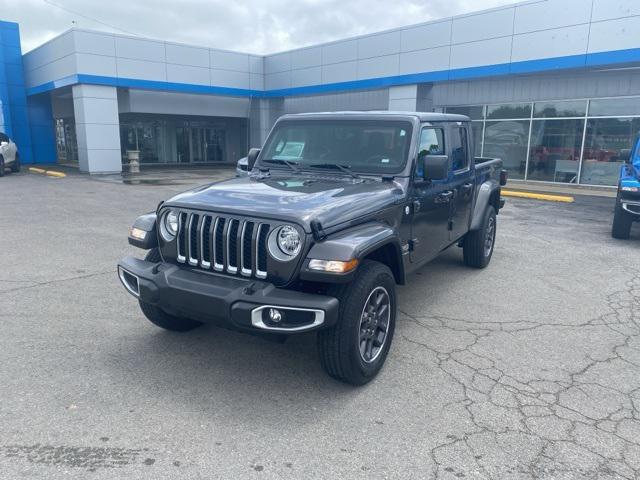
[308, 163, 361, 179]
[260, 158, 301, 173]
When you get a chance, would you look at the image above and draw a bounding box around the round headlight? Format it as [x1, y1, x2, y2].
[161, 210, 179, 240]
[268, 225, 302, 261]
[277, 225, 301, 256]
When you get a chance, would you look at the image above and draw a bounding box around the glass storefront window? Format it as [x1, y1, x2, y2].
[581, 117, 640, 186]
[527, 119, 585, 183]
[471, 121, 483, 157]
[446, 105, 485, 120]
[486, 103, 531, 120]
[483, 120, 530, 179]
[534, 100, 587, 118]
[119, 113, 247, 166]
[589, 97, 640, 117]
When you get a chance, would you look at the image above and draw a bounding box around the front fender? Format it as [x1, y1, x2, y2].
[128, 212, 158, 249]
[470, 180, 500, 231]
[299, 222, 404, 284]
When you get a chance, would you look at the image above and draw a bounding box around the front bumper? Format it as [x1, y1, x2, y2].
[117, 257, 339, 334]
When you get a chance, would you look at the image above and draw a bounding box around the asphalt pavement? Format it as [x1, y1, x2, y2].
[0, 168, 639, 479]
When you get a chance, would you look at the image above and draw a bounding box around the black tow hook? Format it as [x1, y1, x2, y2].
[243, 282, 258, 295]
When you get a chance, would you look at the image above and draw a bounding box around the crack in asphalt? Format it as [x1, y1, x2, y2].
[399, 268, 640, 479]
[0, 270, 113, 294]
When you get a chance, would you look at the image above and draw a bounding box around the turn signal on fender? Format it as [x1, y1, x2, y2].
[308, 258, 359, 273]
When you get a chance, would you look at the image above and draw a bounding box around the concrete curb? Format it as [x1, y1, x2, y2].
[29, 167, 66, 178]
[502, 190, 574, 203]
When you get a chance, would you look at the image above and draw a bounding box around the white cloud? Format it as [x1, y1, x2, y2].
[4, 0, 521, 54]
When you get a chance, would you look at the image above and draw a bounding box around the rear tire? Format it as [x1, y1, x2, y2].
[137, 248, 202, 332]
[10, 153, 20, 173]
[317, 260, 397, 386]
[612, 195, 632, 240]
[0, 156, 4, 177]
[463, 206, 497, 268]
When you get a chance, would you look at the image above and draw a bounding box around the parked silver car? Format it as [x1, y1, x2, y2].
[236, 156, 249, 177]
[0, 132, 20, 177]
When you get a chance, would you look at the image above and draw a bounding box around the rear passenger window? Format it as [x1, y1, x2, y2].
[451, 127, 469, 171]
[0, 132, 9, 143]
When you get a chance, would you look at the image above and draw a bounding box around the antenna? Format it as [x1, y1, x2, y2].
[43, 0, 140, 36]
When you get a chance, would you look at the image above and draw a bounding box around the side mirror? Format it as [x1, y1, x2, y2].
[247, 148, 261, 171]
[421, 154, 449, 181]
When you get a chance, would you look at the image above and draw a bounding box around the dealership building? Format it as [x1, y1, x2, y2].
[1, 0, 640, 187]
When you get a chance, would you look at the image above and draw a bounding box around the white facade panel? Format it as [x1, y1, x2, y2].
[72, 84, 118, 99]
[210, 68, 250, 89]
[357, 31, 401, 59]
[114, 37, 165, 62]
[249, 55, 264, 74]
[290, 46, 322, 70]
[592, 0, 640, 21]
[72, 97, 120, 124]
[451, 7, 515, 44]
[511, 24, 589, 62]
[116, 58, 167, 81]
[123, 90, 250, 117]
[514, 0, 592, 34]
[588, 16, 640, 53]
[165, 43, 209, 68]
[450, 37, 512, 69]
[25, 55, 76, 88]
[399, 47, 450, 75]
[357, 55, 399, 80]
[250, 73, 264, 90]
[166, 63, 209, 85]
[322, 40, 358, 64]
[210, 50, 250, 72]
[322, 61, 358, 84]
[290, 66, 321, 87]
[400, 21, 452, 52]
[265, 71, 291, 90]
[75, 53, 117, 77]
[23, 31, 74, 72]
[265, 52, 291, 74]
[72, 30, 115, 57]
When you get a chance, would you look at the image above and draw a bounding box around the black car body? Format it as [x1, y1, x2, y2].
[118, 112, 506, 384]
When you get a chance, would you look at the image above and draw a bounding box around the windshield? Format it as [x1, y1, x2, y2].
[259, 120, 413, 174]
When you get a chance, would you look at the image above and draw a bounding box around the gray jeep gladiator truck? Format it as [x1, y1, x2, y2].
[118, 112, 507, 385]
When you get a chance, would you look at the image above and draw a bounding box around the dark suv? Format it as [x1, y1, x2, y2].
[118, 112, 506, 385]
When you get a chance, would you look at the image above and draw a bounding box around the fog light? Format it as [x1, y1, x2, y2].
[129, 227, 147, 241]
[267, 308, 283, 323]
[308, 258, 359, 273]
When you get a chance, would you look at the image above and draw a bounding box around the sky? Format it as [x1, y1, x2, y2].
[5, 0, 522, 54]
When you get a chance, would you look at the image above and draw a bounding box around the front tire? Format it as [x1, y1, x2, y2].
[10, 154, 20, 173]
[318, 260, 397, 385]
[612, 196, 632, 239]
[463, 206, 497, 268]
[137, 248, 202, 332]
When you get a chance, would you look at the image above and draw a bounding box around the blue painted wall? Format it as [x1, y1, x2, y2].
[0, 21, 39, 163]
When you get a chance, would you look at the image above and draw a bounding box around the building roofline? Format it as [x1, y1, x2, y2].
[23, 0, 539, 57]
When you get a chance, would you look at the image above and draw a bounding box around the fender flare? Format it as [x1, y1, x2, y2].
[301, 222, 405, 284]
[470, 180, 500, 231]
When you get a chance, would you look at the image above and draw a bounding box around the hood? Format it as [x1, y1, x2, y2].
[164, 174, 406, 232]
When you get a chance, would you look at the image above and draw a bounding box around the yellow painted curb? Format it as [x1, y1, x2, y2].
[45, 170, 66, 178]
[502, 190, 574, 203]
[29, 167, 46, 174]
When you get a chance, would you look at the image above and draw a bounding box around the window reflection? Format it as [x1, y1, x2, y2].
[483, 121, 530, 179]
[581, 118, 640, 185]
[527, 119, 585, 183]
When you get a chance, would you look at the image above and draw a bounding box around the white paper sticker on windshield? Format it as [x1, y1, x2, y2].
[381, 158, 390, 163]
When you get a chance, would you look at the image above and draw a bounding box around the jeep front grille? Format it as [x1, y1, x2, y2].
[176, 212, 269, 279]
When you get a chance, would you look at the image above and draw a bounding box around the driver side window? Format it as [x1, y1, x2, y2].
[416, 128, 445, 178]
